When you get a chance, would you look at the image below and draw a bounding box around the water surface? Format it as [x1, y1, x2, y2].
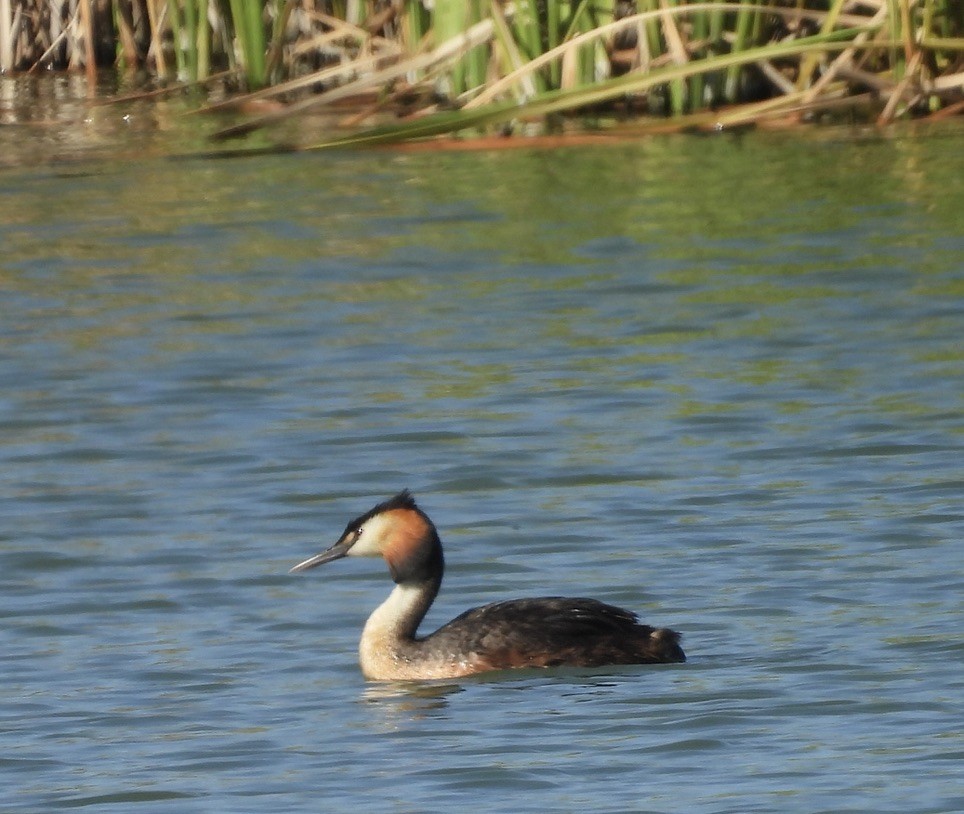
[2, 122, 962, 813]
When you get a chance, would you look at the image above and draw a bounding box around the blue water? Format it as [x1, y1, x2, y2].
[2, 127, 963, 813]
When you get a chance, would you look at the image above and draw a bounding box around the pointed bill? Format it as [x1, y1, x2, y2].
[289, 539, 353, 573]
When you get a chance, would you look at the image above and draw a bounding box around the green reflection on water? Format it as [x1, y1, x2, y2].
[2, 123, 962, 411]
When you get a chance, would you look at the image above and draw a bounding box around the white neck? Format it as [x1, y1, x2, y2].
[358, 582, 431, 679]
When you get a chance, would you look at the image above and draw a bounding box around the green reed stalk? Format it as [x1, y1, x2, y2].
[167, 0, 188, 79]
[708, 0, 723, 43]
[553, 0, 606, 89]
[406, 0, 429, 54]
[509, 0, 549, 92]
[588, 0, 615, 87]
[165, 0, 212, 82]
[197, 0, 211, 80]
[886, 0, 906, 80]
[490, 0, 540, 99]
[228, 0, 267, 88]
[432, 0, 486, 96]
[660, 0, 687, 114]
[183, 0, 199, 80]
[511, 0, 542, 61]
[245, 0, 267, 87]
[706, 0, 725, 103]
[724, 0, 756, 101]
[431, 0, 470, 93]
[562, 0, 607, 89]
[691, 6, 708, 109]
[638, 0, 664, 67]
[265, 0, 291, 84]
[546, 0, 561, 87]
[561, 0, 595, 89]
[466, 0, 490, 92]
[921, 0, 934, 45]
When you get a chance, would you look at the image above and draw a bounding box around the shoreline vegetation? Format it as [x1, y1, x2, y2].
[2, 1, 962, 150]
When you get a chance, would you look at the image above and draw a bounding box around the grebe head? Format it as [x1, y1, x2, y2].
[290, 490, 442, 583]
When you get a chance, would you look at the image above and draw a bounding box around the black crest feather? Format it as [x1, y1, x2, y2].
[343, 490, 419, 536]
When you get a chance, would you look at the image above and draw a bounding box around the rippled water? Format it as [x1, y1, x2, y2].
[2, 125, 963, 813]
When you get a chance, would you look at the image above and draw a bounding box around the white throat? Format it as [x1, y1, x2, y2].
[358, 582, 429, 679]
[363, 582, 425, 636]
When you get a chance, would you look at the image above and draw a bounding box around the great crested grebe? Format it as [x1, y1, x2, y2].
[290, 491, 685, 681]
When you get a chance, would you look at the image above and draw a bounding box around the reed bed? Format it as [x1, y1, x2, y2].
[2, 0, 962, 143]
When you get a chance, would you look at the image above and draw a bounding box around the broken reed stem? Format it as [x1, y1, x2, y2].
[80, 0, 96, 87]
[1, 0, 12, 73]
